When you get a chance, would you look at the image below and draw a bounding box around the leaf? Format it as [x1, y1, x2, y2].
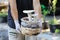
[41, 4, 46, 9]
[49, 17, 58, 24]
[0, 12, 8, 17]
[43, 10, 49, 16]
[55, 29, 60, 33]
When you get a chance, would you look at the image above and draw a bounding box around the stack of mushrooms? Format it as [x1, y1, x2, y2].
[20, 10, 41, 36]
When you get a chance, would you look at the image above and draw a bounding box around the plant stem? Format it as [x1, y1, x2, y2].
[43, 15, 45, 22]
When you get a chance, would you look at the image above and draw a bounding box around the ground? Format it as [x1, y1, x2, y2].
[0, 23, 8, 40]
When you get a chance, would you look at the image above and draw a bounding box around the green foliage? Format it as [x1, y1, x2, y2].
[52, 0, 57, 13]
[0, 9, 8, 17]
[0, 12, 8, 17]
[55, 29, 60, 33]
[49, 0, 58, 25]
[41, 4, 50, 16]
[41, 4, 46, 10]
[43, 10, 49, 16]
[49, 17, 58, 25]
[41, 4, 50, 22]
[52, 0, 57, 6]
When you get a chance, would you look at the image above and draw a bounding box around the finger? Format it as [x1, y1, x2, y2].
[16, 29, 21, 33]
[17, 30, 20, 33]
[18, 28, 21, 32]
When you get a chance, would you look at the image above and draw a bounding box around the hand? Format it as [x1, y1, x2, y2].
[38, 19, 42, 32]
[38, 19, 42, 28]
[14, 20, 21, 33]
[15, 24, 21, 33]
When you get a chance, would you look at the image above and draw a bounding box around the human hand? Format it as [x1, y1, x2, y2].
[14, 20, 21, 33]
[38, 19, 42, 32]
[38, 19, 42, 27]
